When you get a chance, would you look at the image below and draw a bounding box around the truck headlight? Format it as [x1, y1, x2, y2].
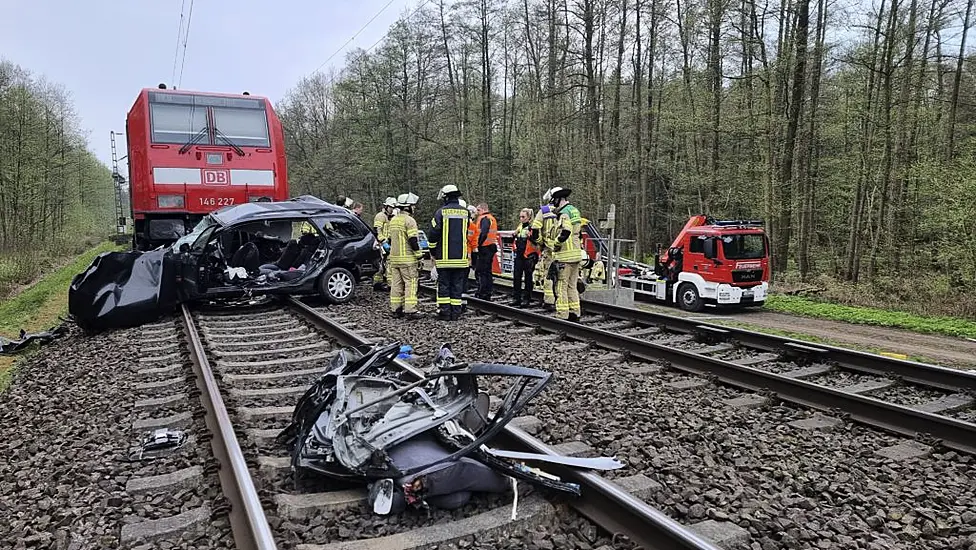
[157, 195, 185, 208]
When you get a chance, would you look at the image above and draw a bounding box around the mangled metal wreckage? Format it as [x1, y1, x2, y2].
[277, 342, 623, 514]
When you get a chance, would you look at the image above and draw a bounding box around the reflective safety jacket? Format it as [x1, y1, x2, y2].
[388, 212, 421, 266]
[513, 222, 539, 258]
[553, 203, 582, 263]
[475, 212, 499, 250]
[467, 220, 478, 255]
[428, 201, 470, 268]
[373, 210, 392, 241]
[531, 208, 558, 251]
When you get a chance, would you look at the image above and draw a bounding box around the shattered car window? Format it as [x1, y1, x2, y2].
[173, 215, 218, 251]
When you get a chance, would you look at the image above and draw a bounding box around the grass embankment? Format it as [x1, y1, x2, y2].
[0, 241, 121, 391]
[764, 294, 976, 340]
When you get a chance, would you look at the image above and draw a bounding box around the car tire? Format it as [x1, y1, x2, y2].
[677, 283, 704, 312]
[319, 267, 356, 304]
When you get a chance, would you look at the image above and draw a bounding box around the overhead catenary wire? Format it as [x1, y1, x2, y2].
[312, 0, 401, 75]
[177, 0, 196, 89]
[170, 0, 188, 86]
[312, 0, 430, 90]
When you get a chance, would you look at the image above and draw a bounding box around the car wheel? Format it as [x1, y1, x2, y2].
[319, 267, 356, 304]
[677, 283, 703, 312]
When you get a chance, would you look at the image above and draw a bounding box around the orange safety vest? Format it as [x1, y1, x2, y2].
[467, 220, 478, 254]
[475, 213, 498, 249]
[514, 222, 539, 258]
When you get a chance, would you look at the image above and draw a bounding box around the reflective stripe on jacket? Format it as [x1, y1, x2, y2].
[388, 212, 420, 266]
[553, 204, 582, 263]
[428, 201, 469, 268]
[373, 211, 391, 241]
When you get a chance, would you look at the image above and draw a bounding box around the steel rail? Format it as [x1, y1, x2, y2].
[477, 277, 976, 392]
[286, 296, 720, 550]
[574, 295, 976, 393]
[417, 287, 976, 455]
[180, 304, 278, 550]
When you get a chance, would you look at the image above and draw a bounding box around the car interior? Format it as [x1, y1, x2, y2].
[203, 218, 326, 288]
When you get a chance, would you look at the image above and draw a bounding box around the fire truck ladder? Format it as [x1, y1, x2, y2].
[110, 131, 129, 236]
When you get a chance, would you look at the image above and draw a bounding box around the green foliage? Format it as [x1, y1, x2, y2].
[0, 59, 115, 265]
[0, 241, 118, 336]
[765, 295, 976, 339]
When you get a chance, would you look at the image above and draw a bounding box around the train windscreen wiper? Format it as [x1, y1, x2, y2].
[178, 126, 210, 154]
[213, 127, 245, 156]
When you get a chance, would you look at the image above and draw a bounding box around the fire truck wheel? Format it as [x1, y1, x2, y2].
[319, 267, 356, 304]
[677, 283, 703, 312]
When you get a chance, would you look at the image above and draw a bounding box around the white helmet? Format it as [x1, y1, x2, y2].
[542, 187, 555, 203]
[437, 184, 461, 200]
[458, 198, 467, 208]
[397, 192, 419, 207]
[383, 196, 397, 208]
[467, 204, 477, 218]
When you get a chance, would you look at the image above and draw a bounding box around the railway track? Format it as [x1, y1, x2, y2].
[421, 282, 976, 455]
[170, 298, 721, 549]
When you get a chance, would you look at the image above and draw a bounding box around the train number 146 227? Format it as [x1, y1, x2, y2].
[199, 197, 235, 207]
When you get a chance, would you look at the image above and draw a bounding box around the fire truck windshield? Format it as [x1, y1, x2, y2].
[720, 233, 765, 260]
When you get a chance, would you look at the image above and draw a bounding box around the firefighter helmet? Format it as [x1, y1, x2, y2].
[383, 196, 397, 208]
[397, 192, 419, 207]
[437, 184, 461, 201]
[549, 187, 571, 202]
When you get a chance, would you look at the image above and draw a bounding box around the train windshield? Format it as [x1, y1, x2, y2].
[720, 233, 766, 260]
[148, 92, 270, 147]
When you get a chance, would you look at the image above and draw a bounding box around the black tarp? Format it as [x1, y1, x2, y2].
[68, 249, 179, 331]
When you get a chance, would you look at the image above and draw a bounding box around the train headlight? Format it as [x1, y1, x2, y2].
[157, 195, 185, 208]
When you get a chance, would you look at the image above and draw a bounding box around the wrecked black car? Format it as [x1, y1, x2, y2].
[277, 342, 623, 515]
[68, 196, 381, 330]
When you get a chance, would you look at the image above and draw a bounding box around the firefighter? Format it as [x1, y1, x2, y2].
[530, 197, 559, 311]
[428, 185, 470, 321]
[549, 187, 583, 322]
[473, 202, 498, 300]
[372, 197, 397, 291]
[511, 208, 539, 308]
[387, 193, 423, 318]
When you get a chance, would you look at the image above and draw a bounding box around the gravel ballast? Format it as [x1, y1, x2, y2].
[0, 320, 233, 549]
[326, 289, 976, 550]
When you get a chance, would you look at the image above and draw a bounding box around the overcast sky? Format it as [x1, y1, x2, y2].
[0, 0, 413, 168]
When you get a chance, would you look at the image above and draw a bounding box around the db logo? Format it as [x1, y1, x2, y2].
[202, 169, 230, 185]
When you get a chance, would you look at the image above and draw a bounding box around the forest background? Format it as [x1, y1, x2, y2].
[3, 0, 976, 320]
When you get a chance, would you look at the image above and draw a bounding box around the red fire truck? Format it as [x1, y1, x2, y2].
[619, 215, 770, 311]
[126, 85, 289, 250]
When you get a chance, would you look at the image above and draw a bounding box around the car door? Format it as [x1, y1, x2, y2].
[177, 223, 220, 299]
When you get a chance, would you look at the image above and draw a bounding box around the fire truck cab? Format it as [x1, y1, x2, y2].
[621, 216, 769, 311]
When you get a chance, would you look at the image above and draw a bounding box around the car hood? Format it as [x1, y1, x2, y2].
[68, 248, 179, 331]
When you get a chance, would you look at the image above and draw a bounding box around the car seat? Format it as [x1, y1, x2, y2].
[229, 242, 260, 275]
